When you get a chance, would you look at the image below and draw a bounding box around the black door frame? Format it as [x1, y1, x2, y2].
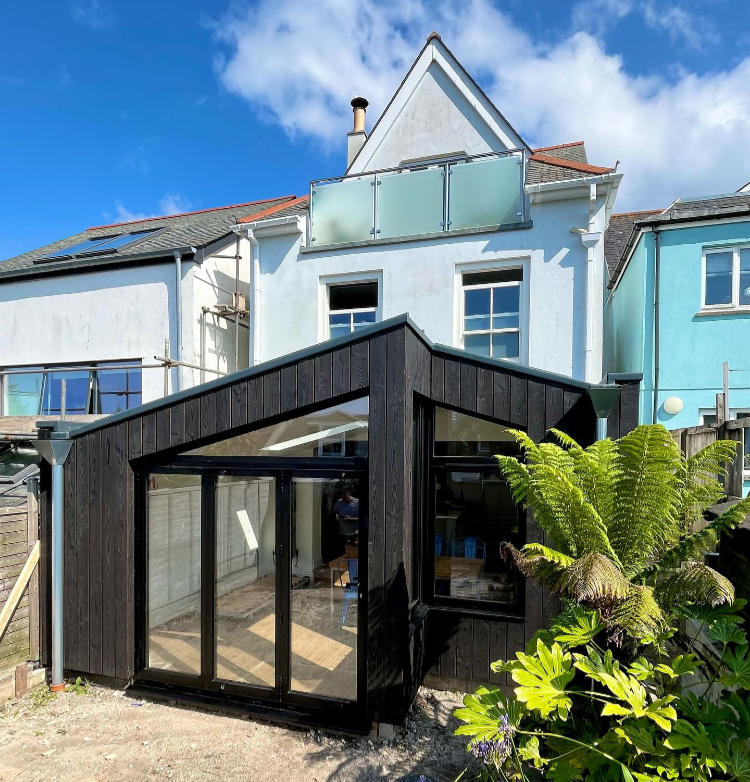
[135, 459, 368, 729]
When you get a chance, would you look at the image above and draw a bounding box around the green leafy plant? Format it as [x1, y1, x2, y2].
[455, 607, 750, 781]
[498, 424, 750, 642]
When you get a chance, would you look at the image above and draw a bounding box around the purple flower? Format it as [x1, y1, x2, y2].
[470, 715, 514, 766]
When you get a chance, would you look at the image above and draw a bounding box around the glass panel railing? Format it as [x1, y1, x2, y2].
[376, 167, 444, 239]
[448, 155, 523, 230]
[310, 176, 374, 246]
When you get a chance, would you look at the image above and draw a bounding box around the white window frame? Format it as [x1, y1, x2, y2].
[701, 245, 750, 311]
[454, 258, 529, 364]
[318, 271, 383, 341]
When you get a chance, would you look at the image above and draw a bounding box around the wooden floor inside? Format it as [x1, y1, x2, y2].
[148, 575, 358, 701]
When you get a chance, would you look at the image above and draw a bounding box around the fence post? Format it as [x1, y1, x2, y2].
[26, 479, 40, 661]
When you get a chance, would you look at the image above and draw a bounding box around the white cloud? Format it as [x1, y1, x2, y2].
[69, 0, 112, 30]
[108, 194, 193, 224]
[211, 0, 749, 211]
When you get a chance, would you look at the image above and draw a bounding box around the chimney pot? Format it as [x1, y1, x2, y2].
[351, 96, 368, 133]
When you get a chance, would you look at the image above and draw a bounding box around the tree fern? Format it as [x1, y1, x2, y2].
[552, 552, 631, 604]
[654, 562, 735, 610]
[609, 584, 665, 640]
[608, 425, 682, 575]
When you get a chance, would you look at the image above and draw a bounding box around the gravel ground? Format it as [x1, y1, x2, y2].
[0, 683, 469, 781]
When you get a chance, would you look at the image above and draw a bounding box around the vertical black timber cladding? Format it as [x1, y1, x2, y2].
[489, 621, 507, 686]
[350, 340, 369, 391]
[75, 436, 90, 673]
[456, 617, 474, 683]
[128, 418, 142, 460]
[471, 619, 491, 683]
[184, 397, 201, 444]
[431, 356, 444, 403]
[314, 352, 332, 402]
[125, 437, 135, 679]
[297, 358, 315, 406]
[607, 391, 621, 440]
[406, 329, 430, 397]
[527, 380, 546, 441]
[247, 376, 262, 423]
[367, 333, 388, 720]
[38, 461, 51, 667]
[280, 366, 297, 413]
[459, 362, 477, 413]
[63, 442, 77, 669]
[384, 328, 407, 721]
[436, 612, 457, 679]
[509, 375, 527, 428]
[101, 426, 116, 678]
[216, 385, 231, 433]
[88, 430, 103, 675]
[476, 368, 493, 417]
[170, 403, 186, 448]
[507, 619, 525, 660]
[231, 380, 248, 427]
[545, 385, 564, 431]
[493, 371, 510, 421]
[113, 424, 130, 680]
[200, 391, 217, 440]
[617, 380, 640, 437]
[443, 360, 460, 408]
[332, 346, 351, 397]
[142, 412, 157, 456]
[156, 408, 170, 453]
[524, 509, 544, 638]
[263, 372, 280, 418]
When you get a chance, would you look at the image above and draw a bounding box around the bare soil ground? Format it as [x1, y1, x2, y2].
[0, 683, 468, 782]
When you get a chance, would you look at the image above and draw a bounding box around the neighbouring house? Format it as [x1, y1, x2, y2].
[604, 191, 750, 492]
[6, 33, 640, 731]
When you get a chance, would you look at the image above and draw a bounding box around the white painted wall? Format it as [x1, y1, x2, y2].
[252, 193, 605, 382]
[0, 263, 187, 405]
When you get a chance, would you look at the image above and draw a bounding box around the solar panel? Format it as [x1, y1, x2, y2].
[39, 229, 157, 261]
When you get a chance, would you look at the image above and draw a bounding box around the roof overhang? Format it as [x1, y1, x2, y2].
[526, 172, 623, 204]
[234, 214, 305, 238]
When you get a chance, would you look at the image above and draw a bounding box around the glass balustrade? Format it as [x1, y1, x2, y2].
[309, 152, 524, 248]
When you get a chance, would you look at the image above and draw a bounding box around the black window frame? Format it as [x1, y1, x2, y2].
[417, 399, 526, 619]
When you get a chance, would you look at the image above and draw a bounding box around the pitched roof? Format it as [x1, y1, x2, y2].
[605, 210, 662, 279]
[0, 195, 297, 280]
[237, 195, 310, 223]
[527, 142, 614, 185]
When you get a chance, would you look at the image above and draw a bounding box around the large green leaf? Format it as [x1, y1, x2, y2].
[719, 646, 750, 689]
[511, 640, 575, 719]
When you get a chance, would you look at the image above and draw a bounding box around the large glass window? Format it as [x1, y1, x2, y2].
[147, 473, 202, 675]
[1, 360, 142, 415]
[430, 406, 522, 609]
[327, 281, 379, 340]
[187, 397, 369, 458]
[703, 246, 750, 309]
[462, 268, 522, 360]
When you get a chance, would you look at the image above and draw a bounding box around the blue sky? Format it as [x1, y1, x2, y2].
[1, 0, 749, 260]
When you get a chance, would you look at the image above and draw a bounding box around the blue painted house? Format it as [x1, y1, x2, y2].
[604, 192, 750, 489]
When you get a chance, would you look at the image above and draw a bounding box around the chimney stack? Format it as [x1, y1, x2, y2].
[347, 96, 368, 168]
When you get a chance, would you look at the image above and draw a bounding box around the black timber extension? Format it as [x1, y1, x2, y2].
[37, 315, 639, 730]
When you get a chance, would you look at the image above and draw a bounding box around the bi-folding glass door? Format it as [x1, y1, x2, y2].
[139, 466, 366, 723]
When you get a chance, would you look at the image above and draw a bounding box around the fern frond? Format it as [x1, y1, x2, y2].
[505, 428, 541, 462]
[609, 425, 682, 576]
[573, 438, 618, 524]
[640, 493, 750, 580]
[677, 440, 739, 530]
[548, 428, 583, 452]
[552, 552, 631, 604]
[609, 584, 666, 640]
[654, 562, 735, 610]
[514, 543, 574, 586]
[527, 464, 621, 565]
[520, 542, 576, 568]
[496, 455, 532, 506]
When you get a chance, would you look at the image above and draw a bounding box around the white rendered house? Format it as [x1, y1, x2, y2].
[236, 34, 621, 383]
[0, 34, 621, 427]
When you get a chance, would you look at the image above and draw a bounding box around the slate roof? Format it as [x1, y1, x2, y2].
[604, 210, 662, 278]
[527, 141, 615, 185]
[0, 195, 298, 280]
[607, 193, 750, 287]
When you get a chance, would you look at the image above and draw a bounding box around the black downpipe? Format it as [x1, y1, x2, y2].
[652, 228, 661, 424]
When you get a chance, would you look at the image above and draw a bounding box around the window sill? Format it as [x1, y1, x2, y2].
[301, 220, 533, 254]
[695, 307, 750, 317]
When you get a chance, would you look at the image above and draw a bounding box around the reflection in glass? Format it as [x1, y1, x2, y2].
[215, 476, 276, 687]
[433, 467, 520, 605]
[96, 362, 142, 413]
[434, 406, 517, 457]
[147, 473, 202, 674]
[41, 370, 91, 415]
[705, 252, 732, 305]
[289, 477, 360, 701]
[740, 249, 750, 306]
[187, 397, 369, 459]
[3, 369, 43, 416]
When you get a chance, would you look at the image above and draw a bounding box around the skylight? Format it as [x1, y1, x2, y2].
[38, 229, 158, 262]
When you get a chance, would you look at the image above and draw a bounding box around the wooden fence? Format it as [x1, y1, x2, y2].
[0, 490, 39, 673]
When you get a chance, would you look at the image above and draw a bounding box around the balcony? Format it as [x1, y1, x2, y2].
[307, 151, 527, 249]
